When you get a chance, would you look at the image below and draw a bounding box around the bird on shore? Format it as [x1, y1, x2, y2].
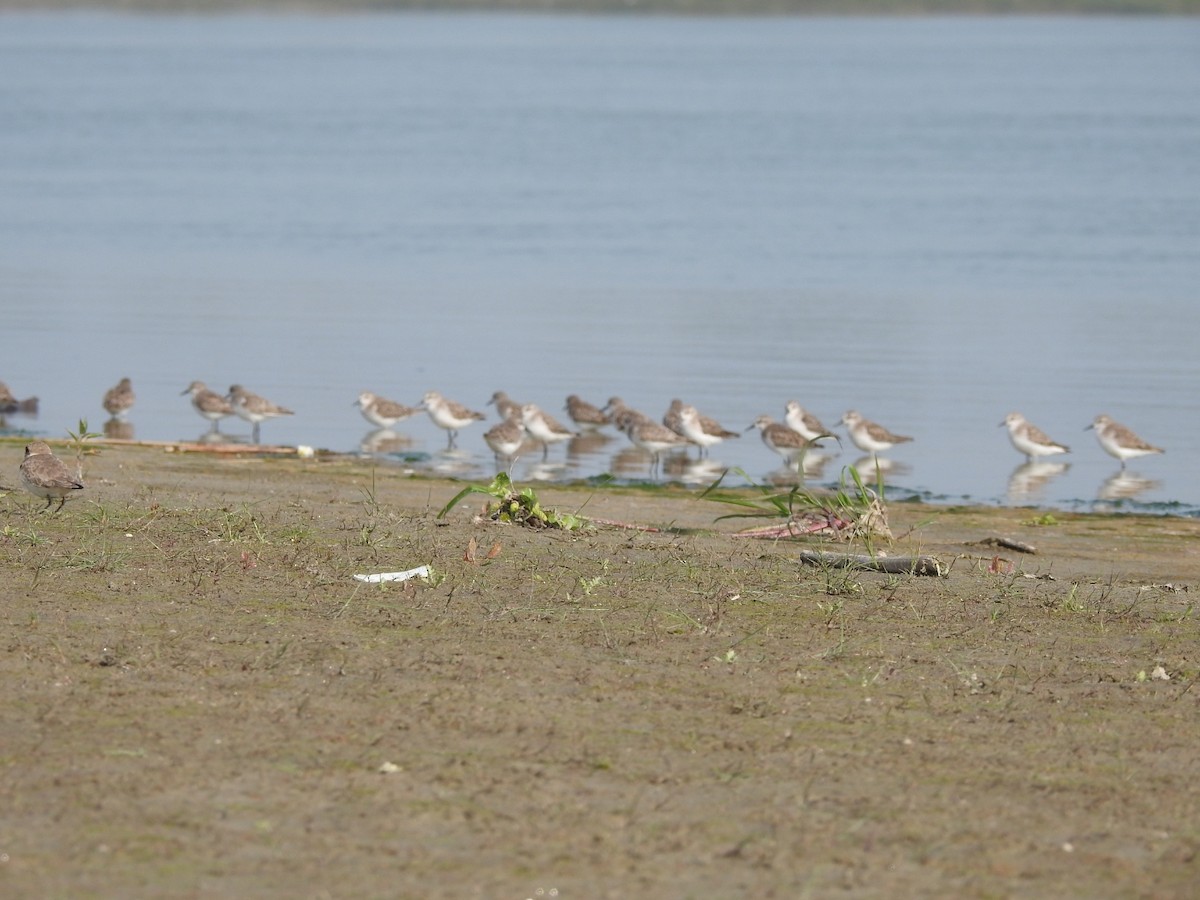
[748, 414, 815, 469]
[622, 417, 689, 477]
[182, 381, 234, 433]
[484, 416, 527, 466]
[603, 397, 652, 433]
[784, 401, 837, 446]
[1086, 414, 1164, 469]
[840, 410, 913, 456]
[420, 391, 485, 449]
[1001, 412, 1069, 462]
[487, 391, 522, 422]
[564, 394, 610, 430]
[521, 403, 576, 460]
[102, 377, 136, 419]
[228, 384, 294, 445]
[19, 441, 84, 512]
[355, 391, 419, 430]
[676, 403, 740, 457]
[0, 380, 38, 415]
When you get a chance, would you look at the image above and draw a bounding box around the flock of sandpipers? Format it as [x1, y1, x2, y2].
[2, 375, 1167, 512]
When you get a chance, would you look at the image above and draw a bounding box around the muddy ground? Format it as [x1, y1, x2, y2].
[1, 440, 1197, 898]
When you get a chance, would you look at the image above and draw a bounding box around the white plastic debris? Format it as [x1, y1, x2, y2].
[296, 445, 315, 459]
[353, 565, 430, 584]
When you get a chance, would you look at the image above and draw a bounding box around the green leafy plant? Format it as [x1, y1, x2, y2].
[66, 418, 103, 480]
[700, 465, 891, 541]
[67, 418, 102, 452]
[438, 472, 588, 530]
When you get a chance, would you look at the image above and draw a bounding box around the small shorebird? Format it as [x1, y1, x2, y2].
[1087, 414, 1164, 469]
[564, 394, 610, 430]
[420, 391, 485, 449]
[19, 441, 84, 511]
[228, 384, 294, 445]
[784, 401, 837, 445]
[749, 414, 814, 469]
[487, 391, 522, 422]
[521, 403, 576, 459]
[623, 418, 689, 477]
[102, 377, 136, 419]
[355, 391, 419, 430]
[1001, 412, 1069, 462]
[662, 398, 687, 436]
[484, 417, 527, 466]
[840, 410, 913, 456]
[182, 380, 234, 432]
[677, 403, 740, 457]
[0, 380, 38, 415]
[604, 397, 652, 433]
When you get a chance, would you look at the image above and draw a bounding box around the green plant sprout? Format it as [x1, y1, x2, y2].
[66, 418, 103, 479]
[438, 472, 588, 530]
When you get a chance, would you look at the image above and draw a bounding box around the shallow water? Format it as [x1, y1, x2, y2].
[1, 13, 1197, 512]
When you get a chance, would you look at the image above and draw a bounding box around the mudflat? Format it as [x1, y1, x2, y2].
[2, 441, 1197, 898]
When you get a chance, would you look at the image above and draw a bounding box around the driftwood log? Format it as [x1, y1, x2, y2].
[973, 536, 1038, 555]
[796, 550, 946, 577]
[90, 437, 302, 455]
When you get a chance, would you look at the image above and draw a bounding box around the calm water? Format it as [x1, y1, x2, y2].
[2, 13, 1198, 512]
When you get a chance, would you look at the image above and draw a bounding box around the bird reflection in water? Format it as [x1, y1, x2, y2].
[761, 450, 837, 487]
[359, 429, 416, 457]
[1097, 470, 1160, 502]
[851, 455, 910, 480]
[103, 417, 135, 441]
[661, 453, 725, 485]
[1006, 460, 1069, 502]
[609, 446, 660, 479]
[566, 430, 613, 464]
[193, 429, 245, 446]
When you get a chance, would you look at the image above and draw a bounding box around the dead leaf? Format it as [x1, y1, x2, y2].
[464, 537, 477, 564]
[486, 542, 502, 560]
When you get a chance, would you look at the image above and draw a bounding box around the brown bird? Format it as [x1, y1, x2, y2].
[19, 441, 84, 511]
[228, 384, 294, 445]
[102, 377, 136, 418]
[420, 391, 486, 449]
[0, 379, 39, 415]
[183, 380, 234, 433]
[678, 404, 739, 457]
[840, 410, 913, 455]
[355, 391, 419, 429]
[603, 396, 652, 432]
[486, 390, 522, 422]
[1087, 414, 1164, 469]
[564, 394, 610, 430]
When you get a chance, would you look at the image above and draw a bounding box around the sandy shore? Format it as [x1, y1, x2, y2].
[2, 439, 1198, 896]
